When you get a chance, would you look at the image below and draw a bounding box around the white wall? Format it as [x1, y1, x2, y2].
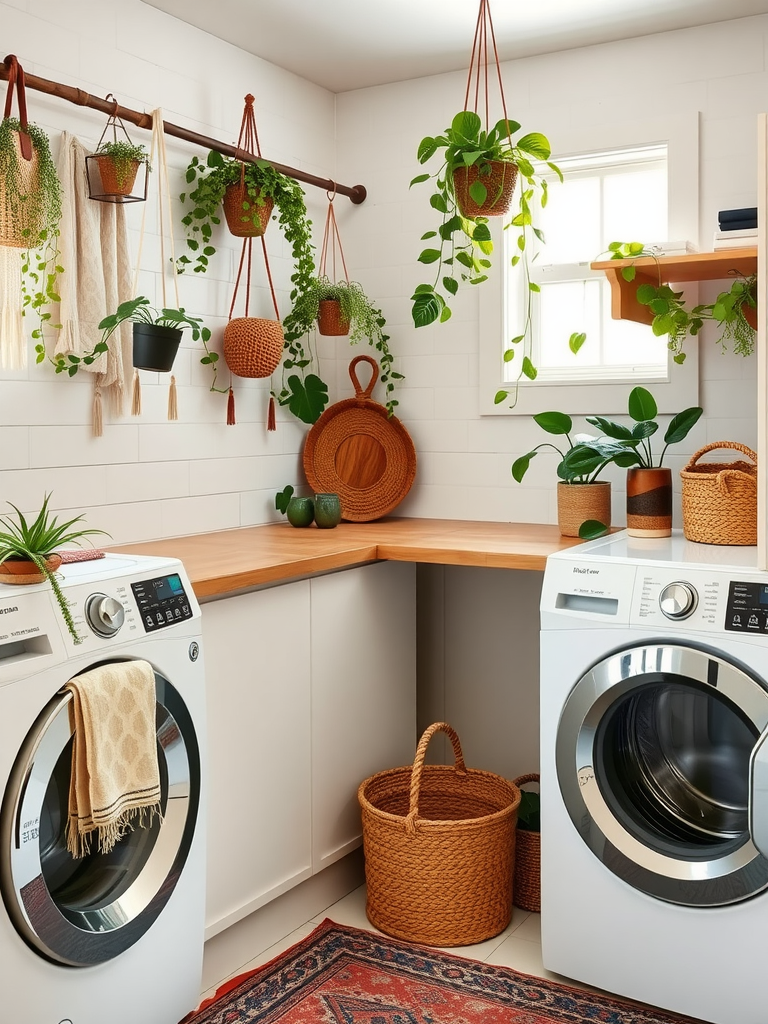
[1, 8, 765, 540]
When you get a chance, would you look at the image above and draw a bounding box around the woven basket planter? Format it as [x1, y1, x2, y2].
[0, 131, 42, 248]
[511, 774, 540, 913]
[93, 155, 140, 197]
[223, 182, 274, 238]
[680, 442, 757, 545]
[317, 299, 350, 337]
[358, 722, 520, 946]
[223, 317, 284, 379]
[452, 160, 518, 218]
[557, 481, 611, 538]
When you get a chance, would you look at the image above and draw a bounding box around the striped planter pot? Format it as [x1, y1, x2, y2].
[626, 467, 672, 537]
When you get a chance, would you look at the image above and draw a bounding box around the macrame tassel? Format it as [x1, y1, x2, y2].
[131, 369, 142, 416]
[267, 394, 276, 432]
[167, 375, 178, 421]
[92, 385, 103, 438]
[227, 387, 236, 425]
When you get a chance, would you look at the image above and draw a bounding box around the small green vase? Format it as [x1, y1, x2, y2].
[313, 493, 342, 529]
[286, 496, 314, 528]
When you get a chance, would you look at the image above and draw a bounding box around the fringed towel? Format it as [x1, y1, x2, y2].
[0, 245, 25, 369]
[65, 659, 161, 858]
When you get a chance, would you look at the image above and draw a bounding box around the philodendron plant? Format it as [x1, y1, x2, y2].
[586, 386, 703, 468]
[512, 411, 636, 484]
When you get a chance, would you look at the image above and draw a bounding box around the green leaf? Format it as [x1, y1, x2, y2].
[569, 331, 587, 354]
[410, 172, 431, 187]
[664, 406, 703, 445]
[512, 452, 534, 482]
[430, 193, 448, 214]
[417, 137, 438, 163]
[621, 265, 636, 282]
[631, 421, 658, 440]
[522, 357, 537, 380]
[439, 304, 452, 323]
[275, 485, 295, 515]
[450, 110, 482, 141]
[516, 132, 551, 159]
[586, 416, 633, 440]
[494, 390, 509, 405]
[533, 411, 572, 435]
[421, 230, 438, 240]
[443, 276, 459, 296]
[281, 373, 329, 424]
[628, 386, 657, 422]
[579, 520, 609, 540]
[411, 290, 442, 328]
[636, 283, 657, 304]
[418, 248, 441, 264]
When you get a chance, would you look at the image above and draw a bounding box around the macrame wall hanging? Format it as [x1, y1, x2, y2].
[221, 95, 284, 428]
[85, 96, 149, 204]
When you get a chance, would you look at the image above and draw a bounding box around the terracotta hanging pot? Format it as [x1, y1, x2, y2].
[317, 299, 350, 337]
[132, 323, 182, 373]
[626, 467, 672, 538]
[452, 160, 518, 218]
[557, 481, 611, 538]
[743, 302, 758, 331]
[223, 181, 274, 238]
[93, 155, 141, 197]
[223, 317, 284, 378]
[0, 552, 62, 585]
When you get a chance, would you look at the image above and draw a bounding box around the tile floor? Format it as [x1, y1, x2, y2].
[199, 883, 585, 1006]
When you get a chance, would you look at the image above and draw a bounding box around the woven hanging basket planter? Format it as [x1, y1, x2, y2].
[358, 721, 520, 946]
[317, 298, 350, 337]
[0, 553, 62, 585]
[223, 317, 284, 379]
[223, 181, 274, 238]
[680, 442, 757, 546]
[512, 773, 540, 913]
[93, 155, 140, 197]
[557, 481, 611, 538]
[453, 160, 518, 218]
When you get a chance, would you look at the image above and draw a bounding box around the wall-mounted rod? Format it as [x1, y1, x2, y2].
[0, 56, 367, 205]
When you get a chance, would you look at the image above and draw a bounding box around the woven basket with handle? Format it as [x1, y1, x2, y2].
[358, 722, 520, 946]
[511, 773, 540, 913]
[680, 442, 757, 546]
[0, 56, 42, 248]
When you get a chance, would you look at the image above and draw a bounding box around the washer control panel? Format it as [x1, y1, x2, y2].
[659, 581, 698, 620]
[725, 581, 768, 634]
[131, 573, 193, 633]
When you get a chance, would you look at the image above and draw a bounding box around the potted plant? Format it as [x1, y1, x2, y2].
[410, 110, 560, 385]
[96, 296, 215, 375]
[587, 386, 703, 538]
[93, 139, 150, 196]
[512, 412, 634, 538]
[0, 493, 109, 645]
[706, 274, 757, 356]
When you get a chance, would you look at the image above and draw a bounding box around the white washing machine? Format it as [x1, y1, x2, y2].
[0, 553, 207, 1024]
[540, 531, 768, 1024]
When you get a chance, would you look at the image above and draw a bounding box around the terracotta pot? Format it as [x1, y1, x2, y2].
[452, 160, 518, 218]
[557, 481, 611, 538]
[222, 181, 274, 238]
[317, 299, 350, 337]
[94, 155, 140, 196]
[744, 302, 758, 331]
[626, 467, 672, 537]
[132, 322, 182, 372]
[0, 552, 62, 585]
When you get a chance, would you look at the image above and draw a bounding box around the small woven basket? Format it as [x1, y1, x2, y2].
[223, 317, 284, 379]
[512, 773, 540, 913]
[680, 442, 757, 546]
[453, 160, 518, 218]
[358, 722, 520, 946]
[223, 181, 274, 238]
[317, 299, 350, 337]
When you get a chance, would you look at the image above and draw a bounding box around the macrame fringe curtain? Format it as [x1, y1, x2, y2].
[0, 246, 25, 368]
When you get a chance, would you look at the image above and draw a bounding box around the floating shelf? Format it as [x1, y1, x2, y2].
[590, 248, 757, 325]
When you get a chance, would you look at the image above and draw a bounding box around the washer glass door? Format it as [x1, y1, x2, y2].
[0, 665, 200, 965]
[557, 643, 768, 906]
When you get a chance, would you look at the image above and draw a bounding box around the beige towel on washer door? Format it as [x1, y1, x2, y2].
[65, 659, 161, 858]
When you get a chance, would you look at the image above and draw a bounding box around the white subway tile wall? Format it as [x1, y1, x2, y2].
[0, 4, 764, 538]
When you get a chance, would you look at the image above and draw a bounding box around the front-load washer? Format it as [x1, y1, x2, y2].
[0, 552, 206, 1024]
[540, 531, 768, 1024]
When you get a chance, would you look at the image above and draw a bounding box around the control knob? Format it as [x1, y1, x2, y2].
[85, 593, 125, 637]
[659, 581, 698, 620]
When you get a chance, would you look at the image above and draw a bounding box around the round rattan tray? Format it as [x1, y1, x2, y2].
[303, 356, 416, 522]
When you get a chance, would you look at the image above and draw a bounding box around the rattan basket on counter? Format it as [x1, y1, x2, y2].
[680, 442, 757, 546]
[512, 773, 540, 913]
[358, 722, 520, 947]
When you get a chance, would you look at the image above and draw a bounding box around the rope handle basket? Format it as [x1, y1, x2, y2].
[680, 441, 757, 545]
[405, 722, 467, 835]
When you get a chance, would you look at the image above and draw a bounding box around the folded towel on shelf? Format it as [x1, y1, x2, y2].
[65, 659, 161, 858]
[717, 218, 757, 232]
[718, 207, 757, 224]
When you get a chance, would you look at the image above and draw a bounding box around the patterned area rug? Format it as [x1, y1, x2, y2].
[184, 918, 704, 1024]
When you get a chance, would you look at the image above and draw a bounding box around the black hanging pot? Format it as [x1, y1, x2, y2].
[132, 322, 182, 372]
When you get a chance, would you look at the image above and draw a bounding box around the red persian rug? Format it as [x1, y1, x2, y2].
[183, 918, 704, 1024]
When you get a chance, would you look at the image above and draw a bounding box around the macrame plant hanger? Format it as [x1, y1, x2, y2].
[222, 96, 284, 428]
[316, 185, 352, 337]
[131, 107, 180, 420]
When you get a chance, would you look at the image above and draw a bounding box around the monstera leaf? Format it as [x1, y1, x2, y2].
[280, 373, 329, 424]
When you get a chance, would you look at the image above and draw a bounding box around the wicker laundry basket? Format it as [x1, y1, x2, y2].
[512, 773, 541, 913]
[358, 722, 520, 946]
[680, 442, 757, 545]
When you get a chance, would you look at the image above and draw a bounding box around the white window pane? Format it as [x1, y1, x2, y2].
[601, 285, 668, 367]
[538, 176, 601, 264]
[603, 168, 667, 246]
[538, 280, 602, 368]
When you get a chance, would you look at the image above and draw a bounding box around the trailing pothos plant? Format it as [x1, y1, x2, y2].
[411, 110, 560, 397]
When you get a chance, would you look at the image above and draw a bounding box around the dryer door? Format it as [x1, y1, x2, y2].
[557, 642, 768, 906]
[0, 667, 200, 965]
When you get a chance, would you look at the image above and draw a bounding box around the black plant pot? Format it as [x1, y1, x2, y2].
[132, 322, 182, 372]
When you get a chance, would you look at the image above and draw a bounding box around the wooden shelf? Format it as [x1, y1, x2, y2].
[590, 248, 757, 325]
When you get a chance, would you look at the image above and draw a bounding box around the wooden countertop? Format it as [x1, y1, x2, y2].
[115, 518, 583, 599]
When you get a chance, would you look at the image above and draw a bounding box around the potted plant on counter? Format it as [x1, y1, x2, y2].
[0, 493, 109, 644]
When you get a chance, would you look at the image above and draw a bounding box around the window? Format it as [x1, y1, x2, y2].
[479, 114, 699, 415]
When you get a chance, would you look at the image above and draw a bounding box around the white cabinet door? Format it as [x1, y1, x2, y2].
[201, 581, 312, 936]
[310, 561, 416, 872]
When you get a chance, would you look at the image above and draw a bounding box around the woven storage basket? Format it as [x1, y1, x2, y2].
[452, 160, 518, 218]
[358, 722, 520, 946]
[680, 442, 757, 545]
[512, 773, 540, 913]
[223, 317, 284, 379]
[223, 182, 273, 238]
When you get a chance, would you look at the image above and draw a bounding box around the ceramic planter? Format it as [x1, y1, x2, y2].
[317, 299, 350, 337]
[557, 481, 611, 538]
[132, 323, 182, 373]
[286, 496, 314, 528]
[452, 160, 518, 218]
[0, 553, 62, 585]
[222, 182, 273, 237]
[626, 467, 672, 537]
[313, 493, 342, 529]
[94, 155, 141, 197]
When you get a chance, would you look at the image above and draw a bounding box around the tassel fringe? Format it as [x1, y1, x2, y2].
[92, 386, 103, 437]
[267, 394, 276, 431]
[131, 369, 142, 416]
[227, 387, 236, 425]
[167, 375, 178, 421]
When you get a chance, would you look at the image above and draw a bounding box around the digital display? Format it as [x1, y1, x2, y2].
[726, 581, 768, 633]
[131, 574, 193, 632]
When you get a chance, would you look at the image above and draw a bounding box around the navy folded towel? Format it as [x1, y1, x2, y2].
[718, 218, 757, 232]
[718, 207, 757, 223]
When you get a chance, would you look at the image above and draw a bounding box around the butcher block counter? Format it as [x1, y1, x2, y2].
[115, 518, 582, 600]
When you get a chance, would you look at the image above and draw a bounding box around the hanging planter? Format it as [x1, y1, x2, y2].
[98, 298, 211, 373]
[317, 298, 349, 336]
[222, 180, 274, 237]
[132, 322, 182, 372]
[85, 96, 149, 204]
[452, 159, 518, 218]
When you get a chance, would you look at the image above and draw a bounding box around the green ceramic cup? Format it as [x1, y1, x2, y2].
[286, 496, 314, 528]
[313, 492, 342, 529]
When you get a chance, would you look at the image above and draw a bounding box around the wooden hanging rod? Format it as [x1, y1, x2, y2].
[0, 56, 367, 205]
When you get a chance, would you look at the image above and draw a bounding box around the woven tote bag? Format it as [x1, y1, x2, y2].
[680, 442, 757, 545]
[358, 722, 520, 946]
[0, 56, 42, 248]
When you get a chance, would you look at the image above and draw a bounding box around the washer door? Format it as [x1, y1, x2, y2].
[0, 665, 200, 966]
[557, 643, 768, 906]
